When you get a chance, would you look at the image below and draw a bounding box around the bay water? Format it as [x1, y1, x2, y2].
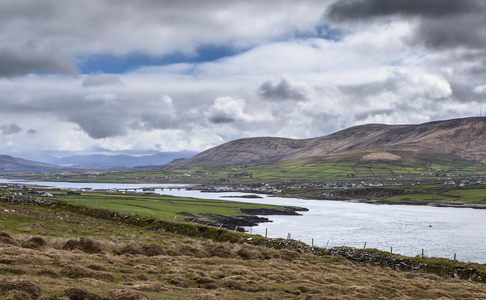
[1, 179, 484, 263]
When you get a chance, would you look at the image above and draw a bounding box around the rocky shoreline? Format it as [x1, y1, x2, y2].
[180, 206, 308, 232]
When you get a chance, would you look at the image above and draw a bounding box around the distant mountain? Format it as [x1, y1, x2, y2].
[170, 117, 486, 168]
[0, 155, 59, 173]
[22, 152, 197, 169]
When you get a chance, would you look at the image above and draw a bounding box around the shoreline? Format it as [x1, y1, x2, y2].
[294, 195, 486, 209]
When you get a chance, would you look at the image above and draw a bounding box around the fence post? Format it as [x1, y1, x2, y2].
[265, 228, 268, 238]
[312, 238, 314, 247]
[363, 242, 367, 249]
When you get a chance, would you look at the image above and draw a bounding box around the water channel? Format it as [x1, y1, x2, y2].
[1, 179, 485, 263]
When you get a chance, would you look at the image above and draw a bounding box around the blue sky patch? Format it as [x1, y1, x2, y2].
[78, 45, 243, 74]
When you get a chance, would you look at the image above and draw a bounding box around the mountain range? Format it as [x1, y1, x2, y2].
[170, 117, 486, 168]
[27, 152, 197, 168]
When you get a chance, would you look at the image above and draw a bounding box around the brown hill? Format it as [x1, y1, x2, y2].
[171, 117, 486, 168]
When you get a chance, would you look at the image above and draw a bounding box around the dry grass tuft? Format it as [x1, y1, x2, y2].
[60, 264, 97, 278]
[86, 264, 107, 271]
[0, 232, 19, 246]
[60, 264, 114, 282]
[207, 243, 235, 258]
[108, 289, 149, 300]
[141, 243, 165, 256]
[191, 293, 219, 300]
[4, 289, 33, 300]
[0, 279, 42, 299]
[131, 281, 166, 292]
[176, 244, 209, 258]
[120, 244, 143, 255]
[64, 287, 103, 300]
[37, 268, 59, 278]
[22, 237, 47, 249]
[62, 237, 108, 254]
[278, 249, 300, 261]
[236, 247, 259, 260]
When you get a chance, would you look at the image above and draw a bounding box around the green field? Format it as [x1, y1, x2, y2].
[56, 191, 283, 220]
[2, 188, 299, 230]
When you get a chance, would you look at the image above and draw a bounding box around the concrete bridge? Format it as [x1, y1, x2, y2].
[117, 186, 188, 192]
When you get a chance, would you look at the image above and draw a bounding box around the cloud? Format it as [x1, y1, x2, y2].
[0, 42, 78, 77]
[339, 69, 452, 101]
[473, 85, 486, 95]
[26, 129, 38, 135]
[82, 74, 122, 87]
[325, 0, 478, 21]
[1, 123, 22, 135]
[325, 0, 486, 51]
[0, 0, 326, 60]
[206, 97, 250, 124]
[355, 109, 395, 121]
[258, 75, 313, 101]
[130, 113, 177, 130]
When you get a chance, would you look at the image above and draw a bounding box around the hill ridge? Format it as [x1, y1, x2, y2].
[171, 117, 486, 168]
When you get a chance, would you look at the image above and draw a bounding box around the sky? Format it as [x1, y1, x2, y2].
[1, 0, 486, 158]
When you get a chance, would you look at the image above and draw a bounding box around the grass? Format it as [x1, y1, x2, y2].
[56, 191, 282, 220]
[0, 201, 486, 299]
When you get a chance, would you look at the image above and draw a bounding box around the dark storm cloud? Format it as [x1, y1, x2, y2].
[70, 114, 127, 139]
[130, 112, 178, 130]
[258, 76, 312, 102]
[0, 42, 78, 77]
[82, 74, 122, 87]
[325, 0, 478, 20]
[338, 79, 399, 99]
[1, 123, 22, 135]
[325, 0, 486, 50]
[412, 13, 486, 49]
[209, 116, 235, 124]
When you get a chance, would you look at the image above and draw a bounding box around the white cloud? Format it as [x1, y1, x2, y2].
[473, 85, 486, 94]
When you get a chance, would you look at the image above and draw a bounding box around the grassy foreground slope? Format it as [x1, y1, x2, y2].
[0, 201, 486, 299]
